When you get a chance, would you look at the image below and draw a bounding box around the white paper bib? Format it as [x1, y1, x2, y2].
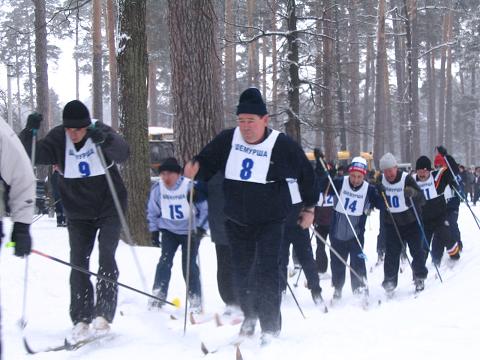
[225, 127, 279, 184]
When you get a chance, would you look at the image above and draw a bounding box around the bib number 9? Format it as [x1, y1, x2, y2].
[78, 161, 91, 177]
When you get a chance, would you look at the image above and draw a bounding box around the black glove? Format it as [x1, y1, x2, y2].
[313, 148, 324, 161]
[196, 227, 206, 239]
[437, 146, 448, 156]
[404, 186, 415, 198]
[87, 125, 106, 144]
[376, 181, 386, 195]
[27, 112, 42, 130]
[11, 222, 32, 257]
[151, 231, 160, 247]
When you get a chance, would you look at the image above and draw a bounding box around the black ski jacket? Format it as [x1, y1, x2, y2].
[19, 123, 129, 220]
[194, 128, 318, 226]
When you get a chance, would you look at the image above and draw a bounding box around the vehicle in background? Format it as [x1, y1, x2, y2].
[149, 126, 174, 175]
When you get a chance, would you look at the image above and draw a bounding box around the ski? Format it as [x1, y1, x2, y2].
[200, 337, 244, 355]
[23, 333, 114, 354]
[23, 337, 68, 354]
[190, 312, 243, 327]
[64, 332, 116, 351]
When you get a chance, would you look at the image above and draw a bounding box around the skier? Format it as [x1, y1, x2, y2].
[377, 153, 428, 293]
[0, 118, 36, 358]
[434, 147, 464, 252]
[19, 101, 129, 343]
[183, 88, 317, 344]
[413, 155, 461, 265]
[312, 149, 332, 275]
[147, 157, 208, 313]
[317, 156, 383, 301]
[279, 179, 324, 307]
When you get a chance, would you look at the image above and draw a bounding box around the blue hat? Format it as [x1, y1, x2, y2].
[236, 88, 268, 116]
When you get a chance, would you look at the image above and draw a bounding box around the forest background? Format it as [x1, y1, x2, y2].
[0, 0, 478, 245]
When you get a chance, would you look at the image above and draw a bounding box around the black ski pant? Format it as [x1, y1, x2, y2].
[376, 211, 386, 256]
[383, 221, 428, 289]
[447, 207, 462, 246]
[215, 244, 239, 307]
[424, 215, 457, 264]
[279, 205, 320, 294]
[330, 236, 366, 293]
[313, 224, 329, 273]
[68, 216, 120, 324]
[226, 219, 284, 335]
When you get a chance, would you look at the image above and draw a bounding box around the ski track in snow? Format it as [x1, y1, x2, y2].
[1, 204, 480, 359]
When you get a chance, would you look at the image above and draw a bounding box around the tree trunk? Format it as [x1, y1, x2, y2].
[284, 0, 301, 144]
[247, 0, 259, 87]
[437, 13, 448, 146]
[117, 0, 150, 245]
[362, 5, 374, 152]
[334, 1, 346, 151]
[322, 0, 335, 160]
[33, 0, 49, 131]
[471, 64, 476, 165]
[105, 0, 119, 129]
[392, 1, 407, 160]
[347, 0, 360, 155]
[27, 33, 35, 110]
[92, 0, 103, 120]
[374, 0, 387, 165]
[168, 0, 224, 161]
[224, 0, 237, 128]
[425, 0, 436, 157]
[315, 0, 323, 148]
[147, 59, 158, 126]
[75, 2, 80, 100]
[271, 0, 278, 126]
[444, 10, 453, 151]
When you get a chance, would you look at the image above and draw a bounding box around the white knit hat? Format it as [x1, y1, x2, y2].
[379, 152, 398, 171]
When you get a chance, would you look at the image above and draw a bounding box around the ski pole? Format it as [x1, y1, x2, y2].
[95, 144, 148, 292]
[310, 226, 367, 288]
[183, 179, 195, 335]
[286, 280, 306, 319]
[409, 197, 443, 283]
[317, 157, 368, 261]
[294, 266, 303, 287]
[451, 185, 480, 225]
[441, 153, 480, 231]
[378, 190, 414, 271]
[20, 129, 38, 329]
[30, 249, 179, 307]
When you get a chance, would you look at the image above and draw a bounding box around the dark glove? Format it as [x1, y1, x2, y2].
[376, 181, 386, 195]
[437, 146, 448, 156]
[196, 227, 206, 239]
[313, 148, 324, 161]
[151, 231, 160, 247]
[87, 125, 106, 144]
[404, 186, 416, 198]
[27, 112, 42, 130]
[11, 222, 32, 257]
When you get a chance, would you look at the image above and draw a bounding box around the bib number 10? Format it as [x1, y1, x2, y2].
[240, 158, 254, 180]
[386, 195, 400, 208]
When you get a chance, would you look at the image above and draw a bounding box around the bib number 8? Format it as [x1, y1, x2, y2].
[78, 161, 91, 177]
[240, 158, 254, 180]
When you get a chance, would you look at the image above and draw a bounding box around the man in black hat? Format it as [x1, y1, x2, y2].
[184, 88, 317, 344]
[146, 157, 208, 313]
[19, 101, 129, 343]
[414, 155, 461, 265]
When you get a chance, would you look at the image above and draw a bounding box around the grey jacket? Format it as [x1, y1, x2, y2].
[0, 119, 35, 224]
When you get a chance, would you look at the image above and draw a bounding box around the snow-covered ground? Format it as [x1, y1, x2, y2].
[1, 204, 480, 359]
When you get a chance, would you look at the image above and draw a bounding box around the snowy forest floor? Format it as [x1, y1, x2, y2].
[1, 204, 480, 359]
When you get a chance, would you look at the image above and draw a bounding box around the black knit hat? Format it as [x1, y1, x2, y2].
[158, 157, 181, 174]
[416, 155, 432, 170]
[63, 100, 91, 128]
[236, 88, 268, 116]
